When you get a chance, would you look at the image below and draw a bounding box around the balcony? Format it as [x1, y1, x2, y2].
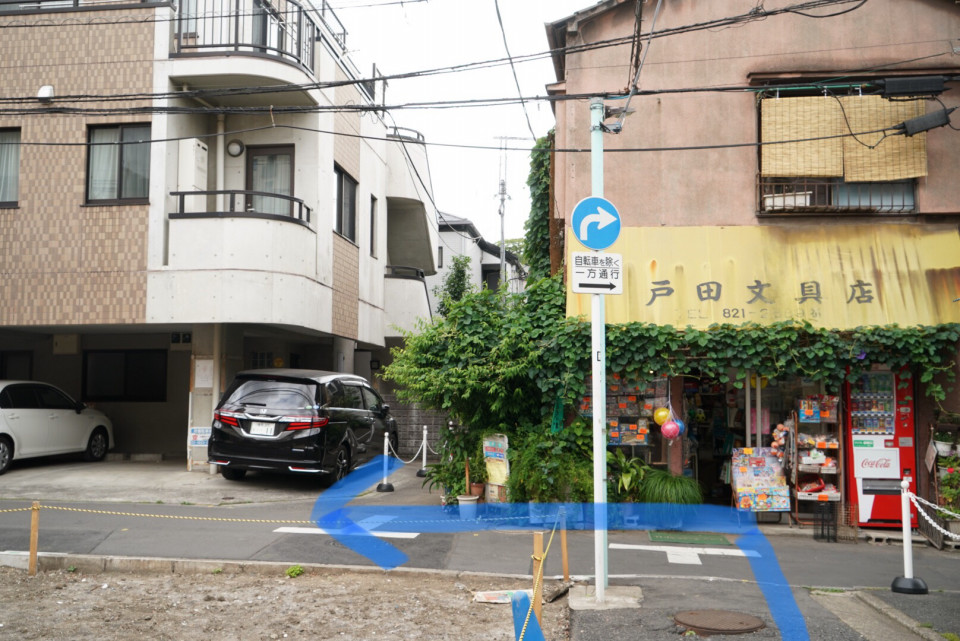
[173, 0, 318, 74]
[758, 177, 916, 216]
[383, 266, 432, 337]
[170, 189, 312, 227]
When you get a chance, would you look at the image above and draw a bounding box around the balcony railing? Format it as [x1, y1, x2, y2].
[0, 0, 151, 12]
[758, 177, 916, 215]
[173, 0, 317, 73]
[170, 189, 312, 227]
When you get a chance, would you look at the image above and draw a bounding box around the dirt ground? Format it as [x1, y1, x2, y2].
[0, 565, 569, 641]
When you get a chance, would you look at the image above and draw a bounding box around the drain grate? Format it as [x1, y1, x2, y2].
[674, 610, 766, 636]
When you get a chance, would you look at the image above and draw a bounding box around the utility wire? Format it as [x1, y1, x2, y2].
[614, 0, 664, 133]
[491, 0, 536, 141]
[1, 119, 927, 156]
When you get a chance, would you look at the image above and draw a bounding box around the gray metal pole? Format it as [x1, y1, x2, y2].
[590, 98, 608, 602]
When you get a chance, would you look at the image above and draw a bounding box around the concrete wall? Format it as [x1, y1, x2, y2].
[551, 0, 960, 226]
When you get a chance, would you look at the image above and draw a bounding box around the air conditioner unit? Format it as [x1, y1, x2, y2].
[178, 138, 208, 213]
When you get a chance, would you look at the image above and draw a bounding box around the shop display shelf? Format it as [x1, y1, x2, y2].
[798, 464, 837, 474]
[795, 490, 841, 502]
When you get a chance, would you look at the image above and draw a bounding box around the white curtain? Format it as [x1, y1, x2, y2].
[88, 128, 119, 200]
[120, 125, 150, 199]
[251, 152, 291, 215]
[0, 129, 20, 204]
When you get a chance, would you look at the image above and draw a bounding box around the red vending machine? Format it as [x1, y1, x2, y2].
[844, 369, 918, 528]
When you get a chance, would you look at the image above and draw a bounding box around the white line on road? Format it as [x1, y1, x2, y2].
[274, 527, 419, 540]
[609, 543, 760, 565]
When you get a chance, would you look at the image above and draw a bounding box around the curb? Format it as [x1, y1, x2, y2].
[0, 551, 536, 583]
[855, 591, 945, 641]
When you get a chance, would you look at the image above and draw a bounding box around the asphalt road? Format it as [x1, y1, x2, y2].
[1, 457, 959, 641]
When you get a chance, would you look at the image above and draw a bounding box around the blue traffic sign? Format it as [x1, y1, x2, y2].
[572, 197, 621, 250]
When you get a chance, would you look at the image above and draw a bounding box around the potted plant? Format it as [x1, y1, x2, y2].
[637, 467, 703, 531]
[937, 459, 960, 534]
[507, 432, 592, 523]
[933, 430, 955, 457]
[937, 454, 960, 480]
[607, 448, 648, 503]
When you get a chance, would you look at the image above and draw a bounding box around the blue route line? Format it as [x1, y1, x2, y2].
[311, 458, 809, 641]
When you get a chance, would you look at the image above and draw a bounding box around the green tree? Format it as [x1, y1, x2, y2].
[434, 254, 472, 317]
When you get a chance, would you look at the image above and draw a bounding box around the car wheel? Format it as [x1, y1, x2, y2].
[332, 443, 351, 483]
[83, 428, 109, 462]
[220, 466, 246, 481]
[0, 437, 11, 475]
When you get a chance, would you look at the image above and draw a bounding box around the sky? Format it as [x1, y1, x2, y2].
[338, 0, 594, 245]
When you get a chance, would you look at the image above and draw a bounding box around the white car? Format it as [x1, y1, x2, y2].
[0, 381, 113, 475]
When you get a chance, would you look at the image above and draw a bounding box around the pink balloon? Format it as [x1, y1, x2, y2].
[661, 420, 680, 439]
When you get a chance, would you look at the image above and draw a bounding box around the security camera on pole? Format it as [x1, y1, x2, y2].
[569, 98, 624, 604]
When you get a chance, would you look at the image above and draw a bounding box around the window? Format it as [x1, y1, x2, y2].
[178, 0, 198, 35]
[246, 145, 294, 216]
[35, 385, 76, 410]
[334, 165, 357, 242]
[360, 386, 383, 411]
[369, 195, 378, 257]
[87, 124, 150, 203]
[0, 129, 20, 207]
[758, 94, 923, 214]
[329, 383, 363, 409]
[437, 246, 443, 269]
[82, 349, 167, 402]
[250, 351, 274, 369]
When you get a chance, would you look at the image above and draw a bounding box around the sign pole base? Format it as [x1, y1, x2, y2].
[891, 576, 928, 595]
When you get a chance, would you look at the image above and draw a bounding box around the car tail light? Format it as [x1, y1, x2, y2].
[214, 410, 240, 427]
[284, 416, 329, 431]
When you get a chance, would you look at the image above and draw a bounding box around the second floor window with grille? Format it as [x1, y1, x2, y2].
[758, 94, 924, 214]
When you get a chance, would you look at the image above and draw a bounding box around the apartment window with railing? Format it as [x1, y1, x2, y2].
[86, 124, 151, 204]
[758, 94, 925, 215]
[334, 165, 357, 242]
[0, 129, 20, 207]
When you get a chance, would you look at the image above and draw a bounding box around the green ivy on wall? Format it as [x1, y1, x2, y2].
[523, 131, 553, 284]
[387, 275, 960, 434]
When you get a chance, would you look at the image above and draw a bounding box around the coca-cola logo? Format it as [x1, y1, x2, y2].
[860, 458, 893, 469]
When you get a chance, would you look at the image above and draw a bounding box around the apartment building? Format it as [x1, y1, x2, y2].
[425, 212, 526, 311]
[0, 0, 438, 458]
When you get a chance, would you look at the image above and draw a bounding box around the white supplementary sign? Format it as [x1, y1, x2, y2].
[571, 252, 623, 295]
[189, 426, 211, 447]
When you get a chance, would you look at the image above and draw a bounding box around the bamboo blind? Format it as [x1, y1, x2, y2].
[839, 95, 927, 182]
[760, 95, 927, 181]
[761, 96, 843, 177]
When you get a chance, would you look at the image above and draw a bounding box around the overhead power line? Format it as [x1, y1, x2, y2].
[491, 0, 536, 141]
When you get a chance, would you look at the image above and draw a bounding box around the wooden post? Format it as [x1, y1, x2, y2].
[560, 508, 570, 582]
[29, 501, 39, 576]
[532, 531, 544, 623]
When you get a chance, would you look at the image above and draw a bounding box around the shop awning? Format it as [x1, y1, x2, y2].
[566, 224, 960, 329]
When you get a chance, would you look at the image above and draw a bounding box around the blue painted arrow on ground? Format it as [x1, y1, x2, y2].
[311, 458, 809, 641]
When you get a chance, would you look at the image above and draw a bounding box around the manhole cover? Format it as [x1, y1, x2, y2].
[674, 610, 766, 636]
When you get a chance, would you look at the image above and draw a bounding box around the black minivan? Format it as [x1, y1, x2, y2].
[208, 369, 398, 482]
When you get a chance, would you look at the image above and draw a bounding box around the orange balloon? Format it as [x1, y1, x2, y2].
[653, 407, 670, 425]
